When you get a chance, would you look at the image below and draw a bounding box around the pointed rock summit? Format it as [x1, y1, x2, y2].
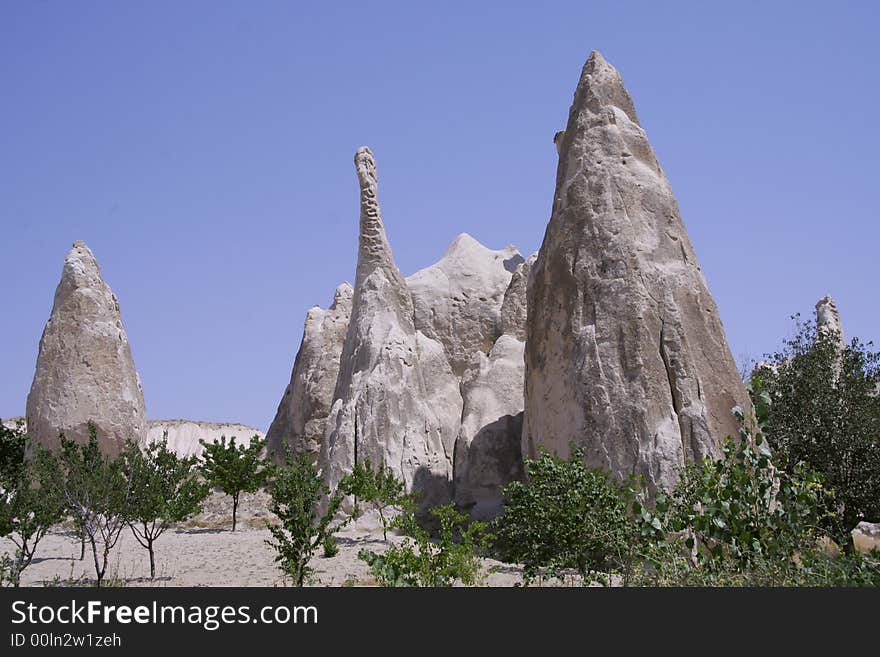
[523, 52, 750, 491]
[408, 233, 523, 376]
[320, 148, 462, 508]
[266, 282, 353, 462]
[26, 241, 146, 454]
[816, 295, 845, 346]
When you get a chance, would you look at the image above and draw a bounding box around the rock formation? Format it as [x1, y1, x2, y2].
[453, 255, 534, 517]
[26, 241, 146, 454]
[408, 234, 523, 376]
[523, 51, 750, 492]
[816, 295, 845, 347]
[320, 147, 462, 509]
[147, 420, 265, 459]
[266, 283, 353, 462]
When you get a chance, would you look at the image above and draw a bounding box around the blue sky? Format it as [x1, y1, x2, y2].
[2, 2, 878, 430]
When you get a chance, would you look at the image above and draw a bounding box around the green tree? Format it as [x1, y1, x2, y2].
[339, 459, 413, 540]
[199, 435, 271, 531]
[751, 317, 880, 549]
[56, 424, 135, 587]
[359, 504, 488, 587]
[127, 435, 209, 579]
[265, 450, 348, 586]
[492, 447, 639, 585]
[0, 423, 65, 587]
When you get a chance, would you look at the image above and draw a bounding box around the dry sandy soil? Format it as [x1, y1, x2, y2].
[1, 491, 531, 587]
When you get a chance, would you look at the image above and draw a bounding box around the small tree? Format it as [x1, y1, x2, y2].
[0, 424, 65, 586]
[359, 504, 488, 587]
[492, 447, 638, 585]
[199, 435, 270, 531]
[127, 436, 209, 579]
[752, 317, 880, 549]
[265, 450, 349, 586]
[56, 424, 134, 587]
[339, 459, 413, 540]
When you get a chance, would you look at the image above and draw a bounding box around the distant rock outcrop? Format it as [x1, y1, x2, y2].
[816, 295, 845, 347]
[266, 283, 353, 462]
[408, 234, 523, 377]
[26, 241, 146, 454]
[523, 52, 749, 492]
[320, 147, 462, 509]
[147, 420, 265, 459]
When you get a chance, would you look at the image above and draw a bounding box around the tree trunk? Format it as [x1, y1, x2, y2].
[149, 539, 156, 580]
[232, 494, 239, 532]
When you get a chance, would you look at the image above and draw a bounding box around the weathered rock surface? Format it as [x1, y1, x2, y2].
[26, 241, 146, 454]
[320, 148, 462, 509]
[500, 254, 536, 340]
[1, 417, 26, 432]
[852, 521, 880, 555]
[523, 52, 749, 492]
[147, 420, 265, 459]
[454, 334, 526, 518]
[266, 283, 353, 462]
[408, 234, 523, 377]
[816, 295, 845, 346]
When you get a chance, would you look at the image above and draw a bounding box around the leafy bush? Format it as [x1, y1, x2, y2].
[492, 447, 640, 585]
[359, 504, 488, 587]
[750, 317, 880, 549]
[55, 424, 135, 587]
[0, 423, 65, 587]
[265, 451, 348, 586]
[322, 534, 339, 558]
[126, 435, 209, 578]
[199, 435, 271, 531]
[339, 459, 413, 540]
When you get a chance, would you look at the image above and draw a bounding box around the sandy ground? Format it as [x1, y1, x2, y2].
[1, 491, 531, 587]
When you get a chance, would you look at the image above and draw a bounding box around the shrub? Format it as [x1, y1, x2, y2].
[322, 534, 339, 558]
[359, 504, 488, 587]
[492, 447, 640, 585]
[126, 435, 209, 578]
[55, 424, 135, 587]
[751, 317, 880, 549]
[339, 459, 413, 540]
[0, 423, 65, 587]
[199, 435, 271, 531]
[265, 450, 348, 586]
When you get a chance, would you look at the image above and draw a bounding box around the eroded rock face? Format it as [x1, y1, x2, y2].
[500, 254, 536, 340]
[147, 420, 265, 459]
[523, 52, 749, 492]
[816, 295, 845, 346]
[408, 234, 523, 377]
[26, 241, 146, 454]
[320, 148, 462, 509]
[454, 335, 526, 519]
[265, 283, 353, 462]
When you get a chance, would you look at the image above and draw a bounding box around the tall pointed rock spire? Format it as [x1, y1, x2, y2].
[523, 52, 750, 491]
[26, 241, 146, 454]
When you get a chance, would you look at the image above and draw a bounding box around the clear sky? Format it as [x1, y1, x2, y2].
[2, 2, 878, 430]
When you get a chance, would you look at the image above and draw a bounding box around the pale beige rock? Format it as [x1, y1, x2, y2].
[1, 417, 26, 432]
[523, 52, 750, 492]
[454, 334, 525, 519]
[408, 233, 523, 377]
[852, 521, 880, 555]
[26, 241, 146, 455]
[266, 283, 353, 462]
[816, 295, 845, 347]
[320, 148, 462, 509]
[147, 420, 265, 459]
[500, 254, 536, 340]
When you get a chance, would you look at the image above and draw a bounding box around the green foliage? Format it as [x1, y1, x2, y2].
[492, 447, 640, 585]
[751, 317, 880, 548]
[199, 434, 271, 531]
[339, 459, 414, 540]
[265, 450, 348, 586]
[127, 435, 209, 578]
[322, 534, 339, 558]
[55, 424, 135, 587]
[359, 504, 488, 587]
[0, 423, 65, 587]
[657, 407, 830, 570]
